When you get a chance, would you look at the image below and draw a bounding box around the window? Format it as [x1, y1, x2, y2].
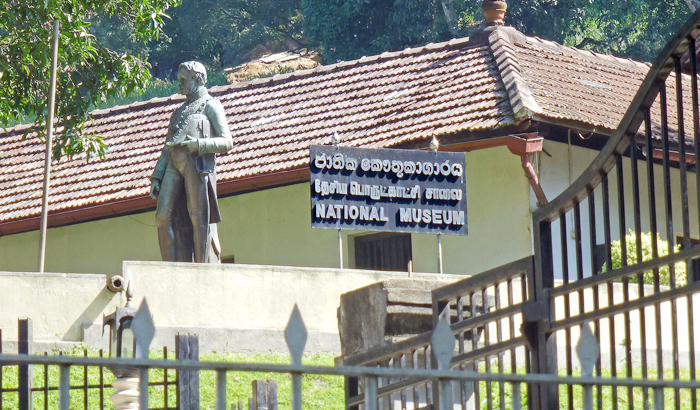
[354, 233, 412, 272]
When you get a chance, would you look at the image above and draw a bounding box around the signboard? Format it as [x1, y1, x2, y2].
[310, 145, 467, 235]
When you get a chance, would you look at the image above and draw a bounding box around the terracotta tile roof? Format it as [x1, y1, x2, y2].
[509, 29, 693, 143]
[512, 33, 648, 131]
[0, 26, 686, 233]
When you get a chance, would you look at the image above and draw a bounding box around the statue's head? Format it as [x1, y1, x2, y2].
[177, 61, 207, 95]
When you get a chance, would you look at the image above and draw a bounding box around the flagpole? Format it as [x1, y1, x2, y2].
[38, 18, 60, 273]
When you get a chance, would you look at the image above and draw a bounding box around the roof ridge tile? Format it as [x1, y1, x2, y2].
[488, 28, 542, 120]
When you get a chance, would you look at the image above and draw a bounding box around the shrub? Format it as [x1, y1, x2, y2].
[606, 230, 686, 287]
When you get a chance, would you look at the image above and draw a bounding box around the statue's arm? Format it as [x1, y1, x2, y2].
[200, 99, 233, 154]
[149, 129, 172, 199]
[151, 148, 169, 182]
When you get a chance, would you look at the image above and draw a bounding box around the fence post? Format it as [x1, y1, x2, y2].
[176, 334, 200, 410]
[531, 222, 558, 410]
[430, 300, 449, 409]
[345, 376, 359, 410]
[252, 379, 278, 410]
[18, 318, 33, 410]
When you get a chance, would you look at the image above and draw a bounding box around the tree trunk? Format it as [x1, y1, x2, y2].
[440, 0, 459, 37]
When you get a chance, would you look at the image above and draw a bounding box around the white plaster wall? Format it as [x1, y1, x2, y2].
[539, 140, 700, 279]
[0, 146, 533, 278]
[410, 146, 532, 275]
[0, 271, 119, 349]
[123, 262, 465, 352]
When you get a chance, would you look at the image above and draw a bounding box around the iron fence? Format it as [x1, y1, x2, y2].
[0, 329, 176, 410]
[3, 301, 700, 410]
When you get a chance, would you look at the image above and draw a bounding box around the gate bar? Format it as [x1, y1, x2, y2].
[59, 365, 69, 410]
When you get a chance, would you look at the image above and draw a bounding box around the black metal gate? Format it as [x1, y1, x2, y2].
[531, 8, 700, 410]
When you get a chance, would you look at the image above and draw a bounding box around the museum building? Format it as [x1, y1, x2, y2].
[0, 21, 696, 281]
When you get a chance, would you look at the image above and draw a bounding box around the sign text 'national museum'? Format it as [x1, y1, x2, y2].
[310, 145, 468, 235]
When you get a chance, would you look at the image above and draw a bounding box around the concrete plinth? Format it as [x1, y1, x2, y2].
[0, 263, 464, 354]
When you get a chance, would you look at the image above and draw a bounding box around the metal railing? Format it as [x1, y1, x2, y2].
[4, 301, 700, 410]
[0, 326, 176, 410]
[342, 257, 534, 410]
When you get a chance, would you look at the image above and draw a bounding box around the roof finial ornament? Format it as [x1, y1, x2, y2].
[125, 281, 134, 309]
[331, 131, 341, 147]
[482, 0, 507, 26]
[430, 136, 440, 152]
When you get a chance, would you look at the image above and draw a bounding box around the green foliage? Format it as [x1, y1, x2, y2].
[0, 0, 180, 161]
[300, 0, 454, 63]
[143, 0, 305, 75]
[606, 230, 687, 287]
[505, 0, 691, 62]
[98, 78, 180, 109]
[299, 0, 690, 64]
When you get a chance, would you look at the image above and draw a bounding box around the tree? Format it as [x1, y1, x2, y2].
[133, 0, 305, 77]
[301, 0, 455, 63]
[0, 0, 180, 160]
[504, 0, 691, 63]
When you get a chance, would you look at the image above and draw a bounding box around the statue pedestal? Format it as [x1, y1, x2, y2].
[111, 377, 140, 410]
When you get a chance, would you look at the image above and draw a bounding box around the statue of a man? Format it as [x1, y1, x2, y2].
[149, 61, 233, 263]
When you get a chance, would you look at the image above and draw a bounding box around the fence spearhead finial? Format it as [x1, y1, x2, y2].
[132, 298, 155, 359]
[285, 304, 307, 366]
[125, 281, 135, 308]
[576, 320, 599, 378]
[431, 307, 455, 370]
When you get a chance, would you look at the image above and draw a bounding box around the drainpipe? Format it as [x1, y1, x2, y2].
[506, 133, 548, 207]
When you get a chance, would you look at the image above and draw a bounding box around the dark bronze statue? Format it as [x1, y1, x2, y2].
[150, 61, 233, 263]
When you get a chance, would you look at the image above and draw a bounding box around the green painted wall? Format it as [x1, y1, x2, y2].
[0, 212, 160, 275]
[217, 183, 342, 268]
[409, 146, 532, 275]
[0, 146, 533, 277]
